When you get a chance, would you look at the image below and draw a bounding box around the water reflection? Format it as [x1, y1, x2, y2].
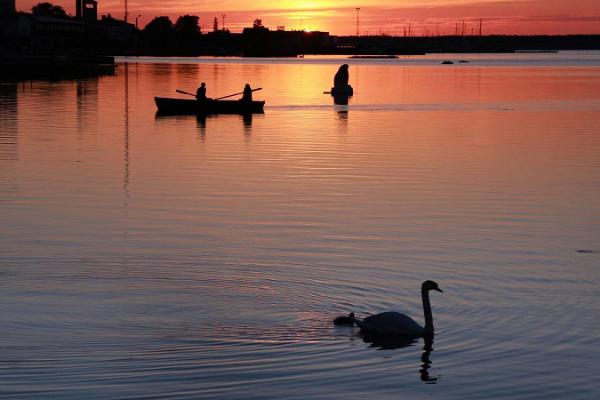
[196, 114, 207, 141]
[336, 108, 349, 121]
[361, 331, 419, 350]
[76, 78, 99, 132]
[123, 63, 131, 208]
[155, 112, 257, 142]
[0, 83, 19, 202]
[419, 337, 438, 383]
[361, 333, 438, 383]
[243, 113, 253, 139]
[0, 83, 18, 162]
[176, 63, 200, 80]
[2, 57, 600, 400]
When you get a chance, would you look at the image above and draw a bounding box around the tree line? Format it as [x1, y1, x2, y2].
[26, 3, 231, 55]
[142, 15, 203, 54]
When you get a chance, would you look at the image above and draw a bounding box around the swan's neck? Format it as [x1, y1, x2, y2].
[422, 288, 434, 334]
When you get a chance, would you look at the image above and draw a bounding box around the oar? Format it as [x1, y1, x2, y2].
[215, 88, 262, 101]
[176, 89, 197, 98]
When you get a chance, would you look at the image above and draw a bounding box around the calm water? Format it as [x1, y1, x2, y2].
[1, 53, 599, 399]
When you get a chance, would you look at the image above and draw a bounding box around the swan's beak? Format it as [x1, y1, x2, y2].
[435, 288, 443, 293]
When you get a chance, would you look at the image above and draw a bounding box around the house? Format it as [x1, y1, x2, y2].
[0, 0, 16, 17]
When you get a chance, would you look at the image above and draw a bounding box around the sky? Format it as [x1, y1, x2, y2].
[17, 0, 600, 35]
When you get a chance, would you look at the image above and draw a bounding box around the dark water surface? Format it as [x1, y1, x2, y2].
[1, 53, 600, 399]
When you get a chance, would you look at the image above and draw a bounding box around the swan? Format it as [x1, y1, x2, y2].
[334, 312, 355, 325]
[333, 280, 443, 336]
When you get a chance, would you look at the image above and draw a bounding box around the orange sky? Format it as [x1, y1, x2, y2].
[18, 0, 600, 35]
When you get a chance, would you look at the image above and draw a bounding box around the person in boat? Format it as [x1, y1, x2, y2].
[333, 64, 349, 89]
[196, 82, 207, 101]
[241, 84, 253, 102]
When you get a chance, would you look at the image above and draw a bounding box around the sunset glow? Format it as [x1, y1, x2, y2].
[17, 0, 600, 35]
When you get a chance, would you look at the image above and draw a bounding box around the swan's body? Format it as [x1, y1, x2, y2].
[334, 280, 442, 336]
[356, 311, 425, 335]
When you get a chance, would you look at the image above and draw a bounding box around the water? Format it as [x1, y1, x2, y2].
[1, 52, 599, 399]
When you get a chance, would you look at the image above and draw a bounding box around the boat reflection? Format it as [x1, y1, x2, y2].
[156, 112, 258, 142]
[242, 113, 253, 139]
[196, 114, 207, 141]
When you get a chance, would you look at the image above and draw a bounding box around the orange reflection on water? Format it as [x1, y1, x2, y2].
[3, 58, 600, 265]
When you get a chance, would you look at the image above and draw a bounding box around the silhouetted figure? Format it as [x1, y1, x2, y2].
[348, 281, 443, 336]
[334, 64, 349, 88]
[196, 82, 207, 101]
[331, 64, 353, 100]
[241, 84, 253, 102]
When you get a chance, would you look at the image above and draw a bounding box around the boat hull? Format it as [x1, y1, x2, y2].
[155, 97, 265, 115]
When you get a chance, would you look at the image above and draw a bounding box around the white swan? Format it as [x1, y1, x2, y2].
[339, 280, 443, 336]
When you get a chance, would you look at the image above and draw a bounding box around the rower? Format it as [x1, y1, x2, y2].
[196, 82, 207, 101]
[241, 84, 253, 102]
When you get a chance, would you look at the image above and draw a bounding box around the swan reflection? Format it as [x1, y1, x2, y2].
[361, 331, 419, 350]
[419, 337, 438, 383]
[361, 333, 439, 383]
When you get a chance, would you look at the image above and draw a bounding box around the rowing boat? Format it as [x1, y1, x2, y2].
[155, 97, 265, 115]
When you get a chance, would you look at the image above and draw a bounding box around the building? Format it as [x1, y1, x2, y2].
[11, 14, 87, 53]
[241, 26, 332, 56]
[0, 0, 16, 16]
[76, 0, 98, 23]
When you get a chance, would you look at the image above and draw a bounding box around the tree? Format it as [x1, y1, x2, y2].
[31, 2, 68, 18]
[144, 16, 174, 35]
[142, 16, 175, 54]
[175, 15, 201, 34]
[253, 19, 263, 29]
[144, 17, 173, 31]
[174, 15, 202, 54]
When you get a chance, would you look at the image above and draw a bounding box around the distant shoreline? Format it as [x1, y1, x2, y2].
[0, 55, 115, 80]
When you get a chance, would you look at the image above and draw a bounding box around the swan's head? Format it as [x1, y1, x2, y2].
[422, 280, 443, 293]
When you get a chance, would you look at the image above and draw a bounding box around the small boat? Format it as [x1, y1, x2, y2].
[155, 97, 265, 115]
